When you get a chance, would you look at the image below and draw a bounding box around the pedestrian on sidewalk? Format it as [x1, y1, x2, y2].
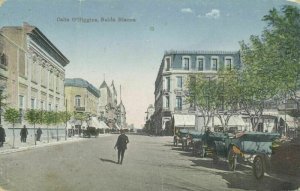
[20, 125, 28, 143]
[36, 127, 42, 141]
[114, 129, 129, 165]
[0, 125, 6, 147]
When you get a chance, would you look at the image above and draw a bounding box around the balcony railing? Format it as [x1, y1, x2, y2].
[74, 106, 85, 112]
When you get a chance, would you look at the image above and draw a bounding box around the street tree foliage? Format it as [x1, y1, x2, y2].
[4, 108, 19, 148]
[60, 111, 72, 124]
[4, 108, 19, 125]
[73, 112, 88, 125]
[187, 6, 300, 131]
[186, 69, 240, 131]
[25, 109, 39, 127]
[239, 5, 300, 130]
[240, 5, 300, 98]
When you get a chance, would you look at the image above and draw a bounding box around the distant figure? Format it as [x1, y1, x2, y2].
[36, 127, 42, 141]
[0, 125, 6, 147]
[20, 125, 28, 143]
[114, 129, 129, 164]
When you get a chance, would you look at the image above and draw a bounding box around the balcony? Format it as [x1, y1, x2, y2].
[74, 106, 85, 112]
[174, 107, 183, 112]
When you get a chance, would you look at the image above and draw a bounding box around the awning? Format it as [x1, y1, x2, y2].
[207, 115, 246, 127]
[173, 114, 195, 128]
[99, 121, 110, 129]
[89, 117, 100, 128]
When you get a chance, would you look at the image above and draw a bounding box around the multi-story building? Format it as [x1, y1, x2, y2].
[0, 23, 69, 126]
[64, 78, 100, 116]
[153, 50, 241, 134]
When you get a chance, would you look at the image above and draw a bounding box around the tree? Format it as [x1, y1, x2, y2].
[25, 109, 39, 145]
[43, 111, 55, 143]
[4, 108, 19, 148]
[186, 69, 241, 132]
[186, 73, 218, 131]
[239, 5, 300, 131]
[60, 111, 72, 140]
[73, 112, 88, 136]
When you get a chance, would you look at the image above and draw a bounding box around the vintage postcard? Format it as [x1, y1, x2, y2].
[0, 0, 300, 191]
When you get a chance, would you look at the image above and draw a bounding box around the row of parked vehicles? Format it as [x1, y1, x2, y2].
[173, 128, 300, 181]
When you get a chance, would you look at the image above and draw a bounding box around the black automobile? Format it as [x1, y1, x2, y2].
[82, 127, 100, 138]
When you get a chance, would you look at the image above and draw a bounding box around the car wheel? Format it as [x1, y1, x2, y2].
[253, 155, 265, 180]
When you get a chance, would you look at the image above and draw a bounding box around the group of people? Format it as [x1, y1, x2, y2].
[20, 125, 43, 142]
[0, 125, 43, 147]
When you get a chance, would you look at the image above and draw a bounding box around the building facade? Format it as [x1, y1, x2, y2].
[0, 23, 69, 126]
[98, 80, 126, 129]
[64, 78, 100, 116]
[153, 50, 241, 134]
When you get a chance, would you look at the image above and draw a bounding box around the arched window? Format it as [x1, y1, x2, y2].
[75, 95, 81, 107]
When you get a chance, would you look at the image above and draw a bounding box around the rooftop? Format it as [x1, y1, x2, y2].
[65, 78, 100, 97]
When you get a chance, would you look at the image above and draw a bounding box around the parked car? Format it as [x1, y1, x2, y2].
[82, 127, 100, 138]
[253, 136, 300, 181]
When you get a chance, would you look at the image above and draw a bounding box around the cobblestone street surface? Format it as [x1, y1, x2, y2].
[0, 135, 299, 191]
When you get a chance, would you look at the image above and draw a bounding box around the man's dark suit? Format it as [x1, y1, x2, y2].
[114, 133, 129, 164]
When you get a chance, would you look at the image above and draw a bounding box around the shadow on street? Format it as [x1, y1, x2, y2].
[99, 158, 117, 164]
[190, 158, 299, 191]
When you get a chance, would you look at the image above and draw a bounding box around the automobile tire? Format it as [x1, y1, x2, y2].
[253, 155, 265, 180]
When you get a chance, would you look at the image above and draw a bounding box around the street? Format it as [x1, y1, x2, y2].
[0, 135, 298, 191]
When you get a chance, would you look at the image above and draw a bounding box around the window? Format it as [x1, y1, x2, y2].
[48, 103, 52, 111]
[49, 71, 54, 90]
[183, 58, 189, 70]
[31, 98, 36, 109]
[165, 57, 171, 71]
[41, 66, 48, 87]
[19, 51, 26, 77]
[19, 95, 24, 109]
[56, 75, 59, 92]
[165, 96, 169, 108]
[197, 58, 204, 71]
[41, 101, 44, 110]
[177, 76, 183, 88]
[212, 58, 218, 71]
[75, 95, 81, 107]
[165, 77, 170, 91]
[0, 53, 7, 66]
[225, 58, 232, 70]
[176, 96, 182, 110]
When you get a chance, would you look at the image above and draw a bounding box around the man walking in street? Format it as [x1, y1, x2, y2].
[114, 129, 129, 164]
[0, 125, 6, 147]
[20, 125, 28, 143]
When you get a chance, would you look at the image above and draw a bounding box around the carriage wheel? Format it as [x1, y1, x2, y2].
[228, 147, 237, 171]
[253, 156, 265, 180]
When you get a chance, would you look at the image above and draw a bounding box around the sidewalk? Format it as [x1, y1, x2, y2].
[0, 134, 112, 155]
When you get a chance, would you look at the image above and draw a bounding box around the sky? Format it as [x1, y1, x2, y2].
[0, 0, 299, 128]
